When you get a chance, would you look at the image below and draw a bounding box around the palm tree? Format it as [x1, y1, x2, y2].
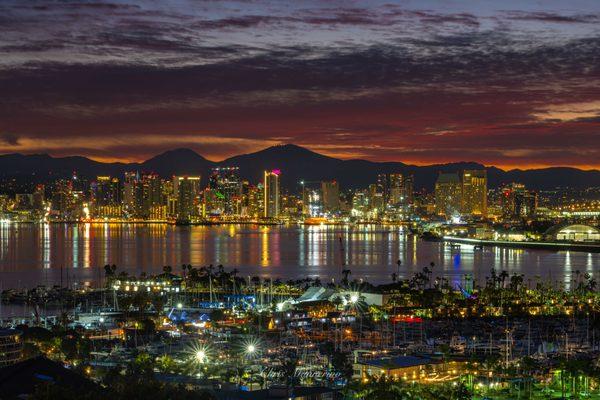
[341, 269, 351, 286]
[231, 268, 239, 295]
[281, 357, 299, 392]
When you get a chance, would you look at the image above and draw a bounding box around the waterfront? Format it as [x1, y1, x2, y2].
[0, 223, 598, 289]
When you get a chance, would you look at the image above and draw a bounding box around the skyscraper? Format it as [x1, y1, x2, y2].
[321, 180, 340, 213]
[461, 170, 487, 217]
[122, 171, 138, 216]
[93, 176, 122, 218]
[264, 170, 280, 218]
[389, 173, 403, 205]
[208, 167, 242, 216]
[501, 183, 537, 219]
[176, 176, 201, 222]
[376, 173, 389, 204]
[434, 172, 461, 218]
[403, 174, 414, 205]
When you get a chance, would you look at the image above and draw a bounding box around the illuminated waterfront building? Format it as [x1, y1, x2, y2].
[304, 188, 323, 217]
[0, 329, 23, 367]
[321, 180, 340, 213]
[0, 195, 10, 212]
[351, 190, 369, 217]
[14, 193, 32, 210]
[434, 173, 461, 218]
[50, 179, 77, 220]
[389, 173, 404, 205]
[208, 167, 243, 216]
[461, 169, 487, 217]
[403, 174, 414, 205]
[32, 184, 45, 211]
[122, 171, 138, 216]
[376, 173, 389, 204]
[501, 183, 537, 219]
[264, 170, 280, 218]
[246, 183, 264, 219]
[175, 176, 201, 222]
[92, 176, 122, 218]
[138, 173, 164, 219]
[369, 184, 384, 212]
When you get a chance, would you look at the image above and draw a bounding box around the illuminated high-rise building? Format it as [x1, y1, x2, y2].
[92, 176, 122, 218]
[123, 172, 138, 216]
[207, 167, 242, 215]
[501, 183, 537, 219]
[376, 173, 389, 204]
[403, 175, 414, 205]
[247, 183, 264, 219]
[32, 184, 45, 211]
[351, 190, 369, 217]
[368, 183, 384, 212]
[174, 176, 201, 222]
[434, 172, 461, 218]
[461, 170, 487, 217]
[321, 180, 340, 213]
[389, 173, 403, 205]
[126, 173, 165, 220]
[264, 170, 280, 218]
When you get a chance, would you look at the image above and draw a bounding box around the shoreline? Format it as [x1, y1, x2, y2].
[443, 235, 600, 253]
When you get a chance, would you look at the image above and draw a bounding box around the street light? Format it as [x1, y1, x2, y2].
[196, 349, 207, 363]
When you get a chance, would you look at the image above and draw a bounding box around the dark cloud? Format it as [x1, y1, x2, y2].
[0, 133, 20, 146]
[504, 11, 600, 24]
[0, 1, 599, 168]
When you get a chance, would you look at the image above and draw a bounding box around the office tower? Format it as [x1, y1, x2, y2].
[321, 180, 340, 213]
[501, 183, 537, 219]
[376, 173, 389, 204]
[0, 195, 10, 212]
[51, 179, 75, 219]
[434, 172, 462, 218]
[32, 184, 45, 211]
[461, 170, 487, 217]
[264, 170, 280, 218]
[208, 167, 242, 216]
[129, 173, 164, 219]
[93, 176, 122, 218]
[403, 174, 414, 205]
[173, 175, 201, 198]
[175, 176, 201, 222]
[367, 183, 384, 212]
[351, 190, 369, 217]
[123, 172, 138, 215]
[304, 188, 323, 217]
[389, 173, 403, 205]
[247, 184, 264, 219]
[15, 194, 33, 210]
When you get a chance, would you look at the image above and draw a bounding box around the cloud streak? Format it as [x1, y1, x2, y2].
[0, 0, 599, 168]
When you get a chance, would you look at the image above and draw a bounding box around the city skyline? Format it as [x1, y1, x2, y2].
[1, 1, 600, 169]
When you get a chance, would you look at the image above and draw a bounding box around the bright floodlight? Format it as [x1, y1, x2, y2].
[196, 350, 207, 363]
[247, 344, 256, 353]
[177, 303, 183, 309]
[350, 294, 359, 303]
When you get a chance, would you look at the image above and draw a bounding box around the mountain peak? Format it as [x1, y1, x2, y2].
[252, 144, 334, 160]
[149, 148, 206, 161]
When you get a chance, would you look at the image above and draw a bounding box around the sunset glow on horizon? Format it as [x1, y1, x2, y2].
[1, 0, 599, 169]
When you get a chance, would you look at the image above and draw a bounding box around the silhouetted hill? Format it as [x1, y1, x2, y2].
[140, 148, 216, 177]
[0, 145, 599, 191]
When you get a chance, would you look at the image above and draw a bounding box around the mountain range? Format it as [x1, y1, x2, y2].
[0, 144, 599, 191]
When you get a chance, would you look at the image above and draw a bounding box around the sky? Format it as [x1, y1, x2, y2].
[0, 0, 599, 169]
